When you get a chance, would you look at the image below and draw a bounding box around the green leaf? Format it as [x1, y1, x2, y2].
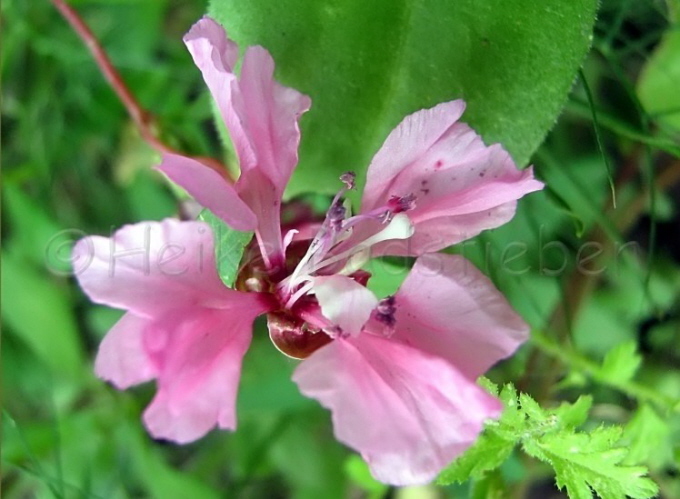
[553, 396, 593, 429]
[519, 393, 548, 423]
[209, 0, 598, 196]
[363, 257, 410, 299]
[597, 341, 642, 384]
[470, 469, 507, 499]
[1, 251, 85, 380]
[637, 28, 680, 132]
[198, 209, 254, 287]
[494, 384, 525, 435]
[439, 381, 658, 497]
[344, 455, 389, 499]
[622, 404, 671, 467]
[2, 184, 71, 273]
[437, 432, 515, 484]
[523, 427, 659, 499]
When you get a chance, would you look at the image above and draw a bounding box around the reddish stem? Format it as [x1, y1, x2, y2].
[51, 0, 232, 181]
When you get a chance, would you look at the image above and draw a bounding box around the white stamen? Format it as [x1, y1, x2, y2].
[284, 280, 314, 309]
[308, 213, 414, 274]
[282, 229, 299, 254]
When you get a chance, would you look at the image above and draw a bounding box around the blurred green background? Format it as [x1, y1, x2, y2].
[2, 0, 680, 497]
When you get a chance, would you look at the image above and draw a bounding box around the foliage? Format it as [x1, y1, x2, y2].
[198, 209, 253, 287]
[209, 0, 599, 197]
[439, 384, 658, 499]
[439, 382, 659, 499]
[2, 0, 680, 497]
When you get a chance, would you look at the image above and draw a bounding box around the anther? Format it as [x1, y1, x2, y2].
[340, 171, 356, 190]
[388, 193, 417, 213]
[328, 202, 346, 231]
[375, 296, 397, 327]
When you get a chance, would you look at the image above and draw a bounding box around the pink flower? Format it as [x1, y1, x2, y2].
[74, 16, 543, 485]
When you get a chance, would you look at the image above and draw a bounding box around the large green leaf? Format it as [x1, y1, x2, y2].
[210, 0, 597, 196]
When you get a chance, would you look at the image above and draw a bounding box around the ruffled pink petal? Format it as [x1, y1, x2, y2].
[408, 144, 540, 219]
[184, 17, 255, 171]
[73, 219, 234, 317]
[183, 17, 311, 266]
[143, 294, 267, 443]
[94, 312, 157, 389]
[185, 17, 311, 191]
[156, 153, 257, 231]
[184, 16, 238, 73]
[85, 222, 273, 441]
[313, 275, 378, 336]
[236, 169, 286, 269]
[293, 333, 501, 485]
[390, 253, 529, 379]
[234, 45, 311, 191]
[233, 46, 310, 265]
[362, 101, 542, 255]
[362, 100, 466, 210]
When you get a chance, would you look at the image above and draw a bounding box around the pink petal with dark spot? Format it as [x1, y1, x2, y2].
[362, 101, 542, 255]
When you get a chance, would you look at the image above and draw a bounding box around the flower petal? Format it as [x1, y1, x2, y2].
[142, 295, 266, 443]
[184, 17, 255, 171]
[234, 45, 312, 192]
[390, 253, 529, 379]
[184, 16, 238, 73]
[236, 169, 286, 269]
[374, 203, 517, 256]
[362, 101, 542, 254]
[183, 17, 311, 265]
[73, 219, 234, 317]
[185, 17, 311, 194]
[156, 153, 257, 231]
[293, 333, 501, 485]
[313, 275, 378, 336]
[362, 100, 466, 210]
[94, 312, 157, 389]
[232, 46, 311, 265]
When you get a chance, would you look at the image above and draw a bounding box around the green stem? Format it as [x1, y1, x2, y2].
[530, 332, 679, 412]
[566, 99, 680, 158]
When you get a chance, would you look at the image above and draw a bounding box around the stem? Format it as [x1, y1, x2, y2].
[566, 99, 680, 158]
[530, 332, 678, 412]
[578, 69, 617, 208]
[50, 0, 233, 181]
[520, 155, 680, 400]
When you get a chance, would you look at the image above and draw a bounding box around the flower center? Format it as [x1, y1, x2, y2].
[234, 174, 415, 359]
[279, 173, 415, 305]
[266, 307, 333, 359]
[236, 239, 336, 359]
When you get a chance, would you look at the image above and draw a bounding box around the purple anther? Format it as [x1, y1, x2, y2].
[388, 193, 417, 213]
[375, 296, 397, 327]
[340, 171, 356, 190]
[328, 201, 346, 230]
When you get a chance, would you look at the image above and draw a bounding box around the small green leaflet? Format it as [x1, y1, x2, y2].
[597, 341, 642, 384]
[438, 382, 659, 499]
[198, 209, 254, 288]
[622, 404, 672, 468]
[523, 427, 658, 499]
[437, 431, 515, 484]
